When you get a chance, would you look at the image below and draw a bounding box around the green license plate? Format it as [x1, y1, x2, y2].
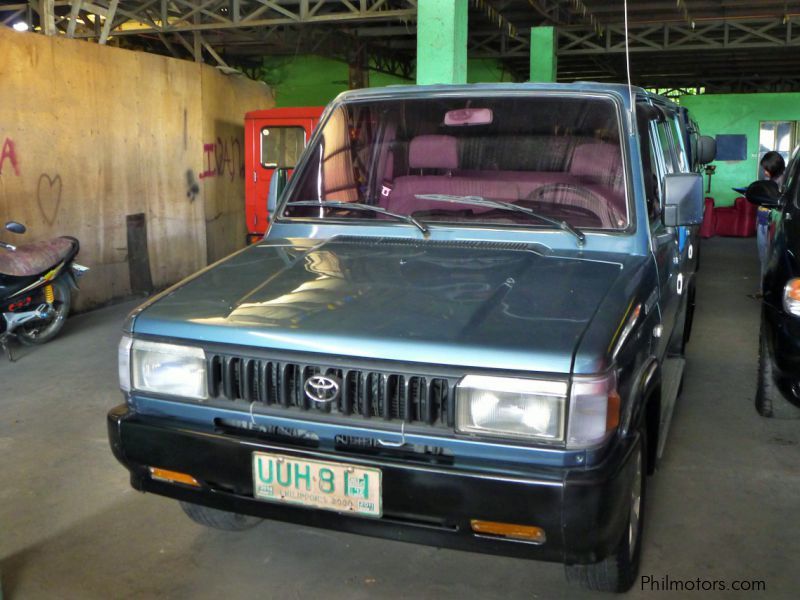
[252, 452, 382, 517]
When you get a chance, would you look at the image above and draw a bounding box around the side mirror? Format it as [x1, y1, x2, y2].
[663, 173, 704, 227]
[267, 168, 288, 222]
[745, 180, 782, 208]
[5, 221, 26, 234]
[697, 135, 716, 165]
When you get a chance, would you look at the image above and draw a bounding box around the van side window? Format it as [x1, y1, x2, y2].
[646, 140, 664, 221]
[654, 121, 676, 175]
[638, 116, 661, 222]
[261, 127, 306, 169]
[669, 115, 690, 172]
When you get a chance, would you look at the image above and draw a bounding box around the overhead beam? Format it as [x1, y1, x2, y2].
[202, 39, 229, 67]
[559, 19, 800, 56]
[1, 7, 26, 26]
[71, 5, 417, 38]
[98, 0, 117, 44]
[66, 0, 83, 37]
[39, 0, 56, 35]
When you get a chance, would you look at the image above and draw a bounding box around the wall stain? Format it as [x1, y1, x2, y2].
[185, 169, 200, 202]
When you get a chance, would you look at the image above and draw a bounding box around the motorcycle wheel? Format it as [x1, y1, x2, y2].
[16, 276, 72, 346]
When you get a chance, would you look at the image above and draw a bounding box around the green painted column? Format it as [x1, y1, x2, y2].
[530, 26, 557, 82]
[416, 0, 468, 85]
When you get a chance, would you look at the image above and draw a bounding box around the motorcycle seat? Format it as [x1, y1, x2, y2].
[0, 237, 77, 277]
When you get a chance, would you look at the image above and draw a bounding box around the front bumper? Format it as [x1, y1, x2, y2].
[108, 403, 640, 565]
[763, 306, 800, 408]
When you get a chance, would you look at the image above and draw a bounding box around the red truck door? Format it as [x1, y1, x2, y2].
[245, 107, 324, 242]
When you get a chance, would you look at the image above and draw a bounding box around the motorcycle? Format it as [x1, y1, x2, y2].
[0, 221, 88, 360]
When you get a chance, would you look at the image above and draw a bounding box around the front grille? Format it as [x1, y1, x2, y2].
[206, 353, 458, 428]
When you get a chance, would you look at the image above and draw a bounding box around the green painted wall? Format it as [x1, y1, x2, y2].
[263, 55, 512, 107]
[468, 58, 514, 83]
[681, 92, 800, 206]
[259, 55, 406, 108]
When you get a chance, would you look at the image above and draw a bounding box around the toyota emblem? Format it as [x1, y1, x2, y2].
[304, 375, 340, 403]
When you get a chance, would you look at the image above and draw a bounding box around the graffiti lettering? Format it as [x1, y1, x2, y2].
[37, 173, 63, 226]
[0, 138, 20, 176]
[199, 143, 216, 179]
[198, 136, 245, 181]
[214, 136, 232, 180]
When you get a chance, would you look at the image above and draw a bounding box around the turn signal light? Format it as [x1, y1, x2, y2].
[784, 279, 800, 316]
[607, 390, 621, 431]
[149, 467, 200, 487]
[470, 520, 546, 543]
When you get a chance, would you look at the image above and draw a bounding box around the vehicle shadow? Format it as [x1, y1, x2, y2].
[0, 492, 584, 600]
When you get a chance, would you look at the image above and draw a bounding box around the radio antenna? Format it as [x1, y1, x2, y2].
[623, 0, 635, 119]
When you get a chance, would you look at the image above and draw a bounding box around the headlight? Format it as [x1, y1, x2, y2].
[566, 371, 620, 449]
[783, 278, 800, 316]
[456, 375, 567, 442]
[130, 339, 207, 400]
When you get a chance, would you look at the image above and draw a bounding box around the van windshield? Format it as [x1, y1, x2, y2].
[282, 95, 628, 231]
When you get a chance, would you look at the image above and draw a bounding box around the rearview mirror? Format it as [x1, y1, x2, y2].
[697, 135, 716, 165]
[663, 173, 704, 227]
[5, 221, 26, 234]
[745, 179, 781, 209]
[267, 168, 288, 222]
[444, 108, 493, 126]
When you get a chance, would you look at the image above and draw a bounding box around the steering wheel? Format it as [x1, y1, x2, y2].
[527, 183, 622, 228]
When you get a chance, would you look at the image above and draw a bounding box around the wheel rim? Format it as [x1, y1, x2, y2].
[628, 449, 643, 558]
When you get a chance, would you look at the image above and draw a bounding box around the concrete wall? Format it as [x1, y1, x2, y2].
[0, 28, 273, 309]
[265, 55, 511, 107]
[681, 92, 800, 206]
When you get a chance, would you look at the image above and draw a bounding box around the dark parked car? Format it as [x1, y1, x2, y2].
[108, 84, 714, 592]
[749, 148, 800, 418]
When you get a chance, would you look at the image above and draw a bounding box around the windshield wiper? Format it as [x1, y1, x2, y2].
[285, 201, 429, 236]
[414, 194, 585, 246]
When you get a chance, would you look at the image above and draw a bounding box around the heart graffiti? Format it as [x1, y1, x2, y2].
[37, 173, 62, 226]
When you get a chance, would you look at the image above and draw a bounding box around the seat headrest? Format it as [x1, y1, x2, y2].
[570, 143, 621, 181]
[409, 135, 459, 170]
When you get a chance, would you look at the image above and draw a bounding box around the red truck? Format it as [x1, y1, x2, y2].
[244, 107, 324, 243]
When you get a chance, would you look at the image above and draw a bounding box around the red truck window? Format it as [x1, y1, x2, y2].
[261, 126, 306, 169]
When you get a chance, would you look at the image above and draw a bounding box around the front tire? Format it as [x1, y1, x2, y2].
[180, 501, 262, 531]
[756, 320, 800, 418]
[16, 276, 71, 346]
[565, 430, 647, 593]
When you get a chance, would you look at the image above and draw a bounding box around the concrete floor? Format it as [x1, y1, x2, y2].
[1, 237, 799, 599]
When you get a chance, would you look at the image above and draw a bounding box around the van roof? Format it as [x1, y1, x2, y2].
[331, 81, 663, 111]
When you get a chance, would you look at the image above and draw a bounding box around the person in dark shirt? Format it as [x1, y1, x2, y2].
[749, 151, 786, 282]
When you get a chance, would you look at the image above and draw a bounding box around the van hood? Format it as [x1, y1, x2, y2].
[132, 236, 637, 373]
